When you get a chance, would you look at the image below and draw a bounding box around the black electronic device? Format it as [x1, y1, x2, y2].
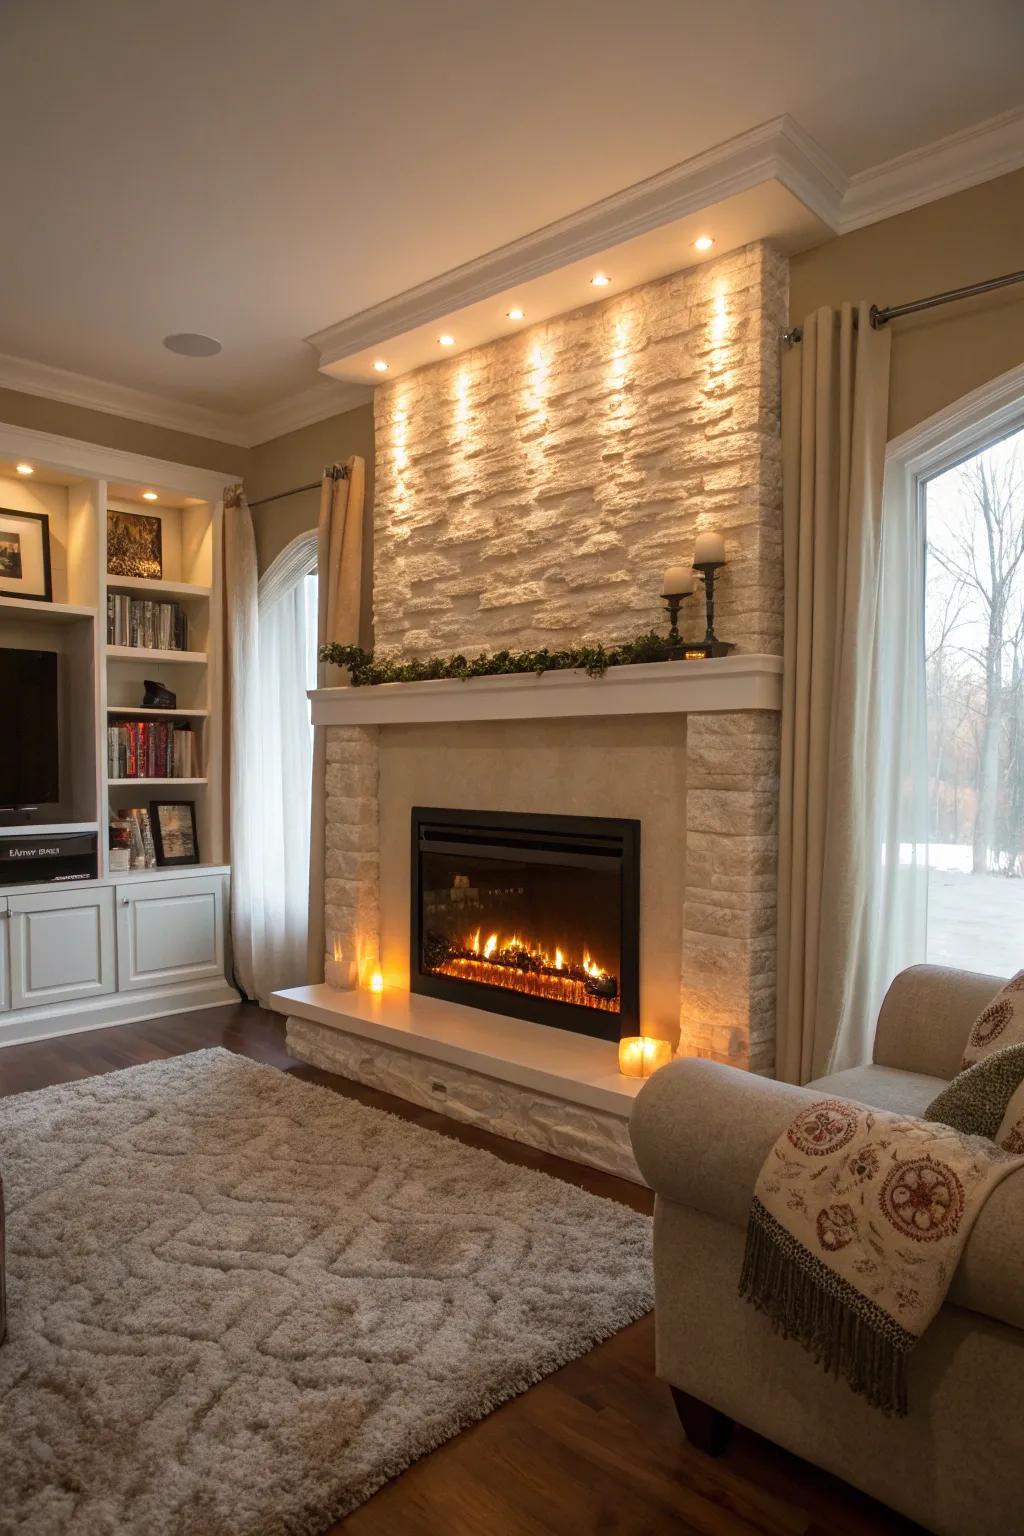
[0, 648, 59, 810]
[0, 832, 97, 885]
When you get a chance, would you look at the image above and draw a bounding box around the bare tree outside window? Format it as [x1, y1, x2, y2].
[924, 425, 1024, 975]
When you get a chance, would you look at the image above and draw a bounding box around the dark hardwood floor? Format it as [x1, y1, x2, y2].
[0, 1005, 926, 1536]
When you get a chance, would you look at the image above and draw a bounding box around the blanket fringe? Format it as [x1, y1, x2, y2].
[739, 1204, 909, 1416]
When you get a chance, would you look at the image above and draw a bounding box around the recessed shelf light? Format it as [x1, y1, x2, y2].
[15, 462, 34, 475]
[590, 273, 611, 287]
[438, 334, 456, 347]
[142, 491, 158, 501]
[373, 359, 390, 372]
[507, 307, 525, 321]
[693, 235, 715, 252]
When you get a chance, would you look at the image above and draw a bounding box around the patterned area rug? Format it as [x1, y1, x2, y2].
[0, 1049, 652, 1535]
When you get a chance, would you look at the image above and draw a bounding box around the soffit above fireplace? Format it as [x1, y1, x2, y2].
[308, 117, 840, 386]
[310, 655, 783, 728]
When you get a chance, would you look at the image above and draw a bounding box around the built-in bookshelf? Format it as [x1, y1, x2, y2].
[0, 431, 232, 879]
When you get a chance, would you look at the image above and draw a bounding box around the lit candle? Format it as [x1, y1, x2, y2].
[661, 564, 697, 597]
[693, 531, 726, 566]
[618, 1035, 674, 1078]
[369, 968, 384, 994]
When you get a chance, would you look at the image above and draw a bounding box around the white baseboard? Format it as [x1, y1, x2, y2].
[0, 978, 240, 1050]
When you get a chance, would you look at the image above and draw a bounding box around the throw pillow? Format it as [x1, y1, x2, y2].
[925, 1042, 1024, 1139]
[960, 970, 1024, 1070]
[997, 1080, 1024, 1154]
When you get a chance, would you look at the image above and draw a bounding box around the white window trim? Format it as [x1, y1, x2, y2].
[257, 529, 317, 610]
[886, 360, 1024, 487]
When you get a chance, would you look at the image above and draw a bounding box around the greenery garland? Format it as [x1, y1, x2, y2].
[319, 629, 680, 686]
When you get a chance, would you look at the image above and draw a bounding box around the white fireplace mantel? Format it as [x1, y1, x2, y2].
[310, 654, 783, 727]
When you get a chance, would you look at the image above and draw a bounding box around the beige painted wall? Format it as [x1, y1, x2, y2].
[790, 168, 1024, 441]
[0, 385, 245, 475]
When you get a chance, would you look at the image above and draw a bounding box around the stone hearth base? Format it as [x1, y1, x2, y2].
[286, 1016, 642, 1184]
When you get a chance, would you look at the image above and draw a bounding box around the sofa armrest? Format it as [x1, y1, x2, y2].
[873, 964, 1006, 1080]
[629, 1058, 821, 1228]
[630, 1055, 1024, 1333]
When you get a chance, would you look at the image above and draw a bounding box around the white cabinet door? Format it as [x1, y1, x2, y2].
[8, 886, 116, 1008]
[0, 897, 9, 1012]
[116, 875, 225, 991]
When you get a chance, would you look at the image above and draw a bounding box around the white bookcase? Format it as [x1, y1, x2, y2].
[0, 422, 239, 1044]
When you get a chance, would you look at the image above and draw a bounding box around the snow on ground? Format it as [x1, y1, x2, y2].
[927, 867, 1024, 977]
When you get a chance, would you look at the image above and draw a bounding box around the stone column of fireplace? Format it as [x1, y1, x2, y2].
[324, 725, 381, 984]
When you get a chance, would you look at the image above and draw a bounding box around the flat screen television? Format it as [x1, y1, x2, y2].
[0, 648, 59, 808]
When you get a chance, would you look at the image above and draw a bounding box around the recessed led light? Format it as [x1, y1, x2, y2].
[163, 332, 222, 357]
[590, 273, 611, 287]
[693, 235, 715, 252]
[507, 307, 525, 320]
[15, 462, 34, 475]
[438, 334, 455, 347]
[373, 359, 389, 372]
[142, 490, 158, 502]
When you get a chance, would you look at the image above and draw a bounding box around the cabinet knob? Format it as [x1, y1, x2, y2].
[121, 897, 130, 906]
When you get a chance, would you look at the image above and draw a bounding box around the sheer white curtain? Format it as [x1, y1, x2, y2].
[252, 533, 319, 1002]
[777, 303, 928, 1082]
[225, 489, 318, 1006]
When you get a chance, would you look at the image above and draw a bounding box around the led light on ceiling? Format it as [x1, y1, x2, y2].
[507, 307, 525, 320]
[373, 359, 389, 372]
[438, 334, 456, 347]
[590, 273, 611, 287]
[162, 332, 223, 357]
[693, 235, 715, 252]
[15, 462, 33, 475]
[142, 491, 158, 501]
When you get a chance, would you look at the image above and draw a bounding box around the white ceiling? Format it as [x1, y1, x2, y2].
[1, 0, 1022, 437]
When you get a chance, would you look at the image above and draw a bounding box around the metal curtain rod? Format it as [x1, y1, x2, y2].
[782, 267, 1024, 345]
[248, 462, 348, 510]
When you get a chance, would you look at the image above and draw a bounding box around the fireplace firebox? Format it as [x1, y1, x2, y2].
[411, 808, 639, 1041]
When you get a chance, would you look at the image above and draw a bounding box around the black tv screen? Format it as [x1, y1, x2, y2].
[0, 648, 59, 808]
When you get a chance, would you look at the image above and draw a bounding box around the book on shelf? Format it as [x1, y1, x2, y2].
[106, 720, 198, 779]
[112, 807, 158, 869]
[106, 593, 189, 650]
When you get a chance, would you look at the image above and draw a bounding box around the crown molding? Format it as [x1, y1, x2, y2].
[307, 116, 847, 368]
[838, 104, 1024, 233]
[244, 380, 372, 445]
[0, 350, 372, 451]
[0, 350, 253, 447]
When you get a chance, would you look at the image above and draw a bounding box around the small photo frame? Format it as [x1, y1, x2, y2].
[149, 799, 199, 866]
[107, 508, 163, 580]
[0, 507, 52, 602]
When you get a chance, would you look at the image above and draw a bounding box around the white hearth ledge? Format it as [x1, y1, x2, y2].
[309, 654, 783, 727]
[270, 984, 644, 1118]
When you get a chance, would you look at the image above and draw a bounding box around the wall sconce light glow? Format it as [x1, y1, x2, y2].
[693, 235, 715, 252]
[373, 359, 389, 372]
[369, 968, 384, 994]
[15, 463, 34, 476]
[142, 491, 158, 501]
[590, 273, 611, 287]
[438, 334, 456, 347]
[506, 307, 525, 321]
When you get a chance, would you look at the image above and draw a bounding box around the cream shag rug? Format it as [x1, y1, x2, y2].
[0, 1048, 652, 1535]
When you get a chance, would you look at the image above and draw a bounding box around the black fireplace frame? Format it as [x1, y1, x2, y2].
[410, 806, 640, 1041]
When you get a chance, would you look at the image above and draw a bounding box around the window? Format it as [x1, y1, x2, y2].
[923, 423, 1024, 975]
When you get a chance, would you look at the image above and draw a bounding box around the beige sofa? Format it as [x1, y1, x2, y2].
[630, 965, 1024, 1536]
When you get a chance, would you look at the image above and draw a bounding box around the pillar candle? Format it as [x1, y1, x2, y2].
[693, 531, 726, 565]
[661, 564, 696, 596]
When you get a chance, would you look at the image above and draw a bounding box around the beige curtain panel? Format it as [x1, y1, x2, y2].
[307, 457, 366, 979]
[777, 303, 896, 1083]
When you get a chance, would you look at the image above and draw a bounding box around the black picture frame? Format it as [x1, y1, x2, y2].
[149, 799, 199, 866]
[107, 509, 164, 580]
[0, 507, 53, 602]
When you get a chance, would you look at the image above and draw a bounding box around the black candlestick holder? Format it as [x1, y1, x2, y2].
[690, 561, 735, 659]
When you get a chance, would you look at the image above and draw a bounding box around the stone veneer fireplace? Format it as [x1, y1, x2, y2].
[275, 239, 787, 1181]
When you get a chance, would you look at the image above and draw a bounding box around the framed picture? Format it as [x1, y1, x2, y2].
[0, 507, 52, 602]
[149, 799, 199, 866]
[107, 509, 163, 580]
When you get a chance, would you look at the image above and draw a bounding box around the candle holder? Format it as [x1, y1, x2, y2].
[661, 590, 692, 658]
[691, 560, 735, 659]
